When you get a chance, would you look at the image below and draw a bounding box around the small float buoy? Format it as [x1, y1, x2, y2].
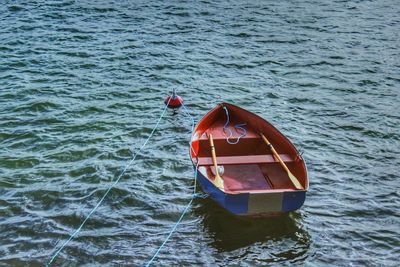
[164, 89, 183, 109]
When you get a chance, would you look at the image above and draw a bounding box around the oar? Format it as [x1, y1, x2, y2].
[260, 133, 303, 190]
[208, 133, 224, 190]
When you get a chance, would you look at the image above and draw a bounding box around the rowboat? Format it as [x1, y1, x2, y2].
[190, 103, 308, 216]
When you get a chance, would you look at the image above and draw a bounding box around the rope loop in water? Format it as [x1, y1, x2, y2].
[193, 193, 209, 199]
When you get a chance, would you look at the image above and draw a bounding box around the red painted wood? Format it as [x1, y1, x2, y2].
[222, 164, 272, 192]
[190, 102, 309, 192]
[260, 164, 297, 190]
[197, 154, 292, 166]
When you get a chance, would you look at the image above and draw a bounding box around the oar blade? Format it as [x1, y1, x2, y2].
[214, 175, 224, 190]
[260, 133, 303, 190]
[288, 172, 303, 190]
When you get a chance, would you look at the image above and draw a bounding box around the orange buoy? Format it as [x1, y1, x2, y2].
[164, 89, 183, 109]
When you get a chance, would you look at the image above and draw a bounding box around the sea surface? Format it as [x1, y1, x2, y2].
[1, 0, 399, 266]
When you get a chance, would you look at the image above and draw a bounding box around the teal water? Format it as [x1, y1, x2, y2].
[1, 0, 399, 266]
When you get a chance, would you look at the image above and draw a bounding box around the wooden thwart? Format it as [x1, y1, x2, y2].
[197, 154, 293, 166]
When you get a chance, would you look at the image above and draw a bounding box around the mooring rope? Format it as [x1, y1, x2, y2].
[144, 102, 204, 267]
[145, 163, 200, 267]
[46, 97, 172, 266]
[47, 97, 207, 266]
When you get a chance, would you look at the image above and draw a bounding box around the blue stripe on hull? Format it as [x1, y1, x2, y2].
[196, 169, 249, 215]
[282, 191, 306, 212]
[196, 169, 226, 208]
[196, 167, 306, 215]
[224, 194, 249, 215]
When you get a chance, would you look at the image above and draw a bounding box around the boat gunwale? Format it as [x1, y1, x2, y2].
[189, 102, 309, 193]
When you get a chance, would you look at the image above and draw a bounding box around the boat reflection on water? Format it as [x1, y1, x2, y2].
[192, 197, 311, 264]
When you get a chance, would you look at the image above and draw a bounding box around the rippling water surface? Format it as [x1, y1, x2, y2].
[1, 0, 399, 266]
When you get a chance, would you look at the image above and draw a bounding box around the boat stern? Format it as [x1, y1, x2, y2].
[196, 167, 306, 216]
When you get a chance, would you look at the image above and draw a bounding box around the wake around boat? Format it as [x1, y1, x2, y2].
[190, 103, 308, 216]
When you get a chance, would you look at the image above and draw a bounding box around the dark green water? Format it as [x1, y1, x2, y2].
[1, 0, 399, 266]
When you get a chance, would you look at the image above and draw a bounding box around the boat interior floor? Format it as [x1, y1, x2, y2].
[199, 163, 297, 193]
[196, 124, 299, 192]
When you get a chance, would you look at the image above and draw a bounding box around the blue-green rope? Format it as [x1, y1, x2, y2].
[144, 165, 200, 267]
[46, 97, 172, 266]
[144, 102, 204, 266]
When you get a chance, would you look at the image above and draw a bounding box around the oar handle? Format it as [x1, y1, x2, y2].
[261, 134, 287, 170]
[208, 133, 224, 189]
[260, 133, 303, 190]
[208, 134, 220, 176]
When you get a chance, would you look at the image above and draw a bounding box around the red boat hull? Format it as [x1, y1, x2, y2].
[190, 103, 308, 216]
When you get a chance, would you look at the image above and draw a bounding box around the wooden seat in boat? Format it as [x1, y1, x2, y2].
[196, 154, 293, 166]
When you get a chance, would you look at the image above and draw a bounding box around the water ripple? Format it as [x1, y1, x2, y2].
[1, 0, 399, 266]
